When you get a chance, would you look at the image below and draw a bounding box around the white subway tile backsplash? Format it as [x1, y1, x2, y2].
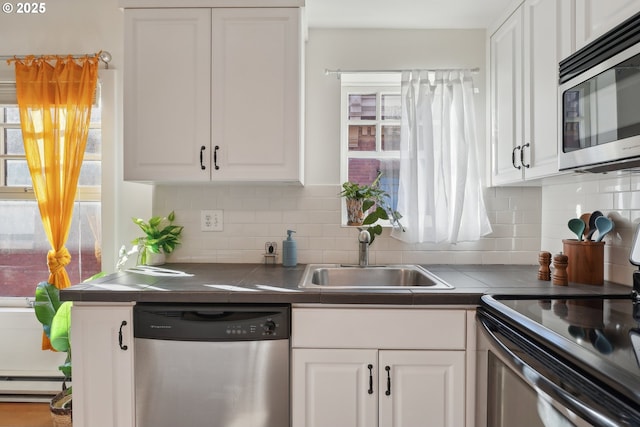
[155, 184, 542, 269]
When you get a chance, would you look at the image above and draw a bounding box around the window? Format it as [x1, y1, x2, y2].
[341, 74, 401, 224]
[0, 95, 102, 298]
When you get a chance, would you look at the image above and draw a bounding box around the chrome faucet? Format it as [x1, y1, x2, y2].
[358, 229, 370, 267]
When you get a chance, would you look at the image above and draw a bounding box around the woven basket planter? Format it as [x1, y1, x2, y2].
[50, 390, 72, 427]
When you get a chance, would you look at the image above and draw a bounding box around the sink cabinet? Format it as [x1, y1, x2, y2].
[123, 7, 303, 183]
[70, 303, 135, 427]
[291, 307, 470, 427]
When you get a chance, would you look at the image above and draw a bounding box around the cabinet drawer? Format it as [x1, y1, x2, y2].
[292, 308, 466, 350]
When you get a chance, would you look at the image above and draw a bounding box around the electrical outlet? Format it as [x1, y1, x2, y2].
[201, 210, 223, 232]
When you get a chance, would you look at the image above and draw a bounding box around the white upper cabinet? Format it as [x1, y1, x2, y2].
[490, 0, 563, 185]
[124, 9, 211, 182]
[124, 7, 303, 183]
[576, 0, 640, 51]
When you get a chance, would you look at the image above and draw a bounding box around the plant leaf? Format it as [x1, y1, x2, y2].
[50, 301, 72, 353]
[34, 282, 61, 337]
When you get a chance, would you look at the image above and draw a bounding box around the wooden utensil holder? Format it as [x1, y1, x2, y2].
[562, 239, 605, 285]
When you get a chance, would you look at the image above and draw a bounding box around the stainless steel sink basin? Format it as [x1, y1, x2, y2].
[298, 264, 454, 289]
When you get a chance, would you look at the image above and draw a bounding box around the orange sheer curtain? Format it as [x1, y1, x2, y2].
[9, 54, 99, 349]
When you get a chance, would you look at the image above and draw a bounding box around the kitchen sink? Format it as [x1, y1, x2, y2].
[298, 264, 454, 289]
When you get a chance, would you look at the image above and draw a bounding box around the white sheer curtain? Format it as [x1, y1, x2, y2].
[391, 70, 492, 244]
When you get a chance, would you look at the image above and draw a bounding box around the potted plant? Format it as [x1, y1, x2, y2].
[340, 172, 404, 245]
[131, 211, 183, 265]
[34, 282, 72, 426]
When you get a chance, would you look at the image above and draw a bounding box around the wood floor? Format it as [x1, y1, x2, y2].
[0, 403, 53, 427]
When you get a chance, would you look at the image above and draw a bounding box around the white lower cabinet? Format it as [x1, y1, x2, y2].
[291, 307, 468, 427]
[292, 348, 465, 427]
[71, 303, 135, 427]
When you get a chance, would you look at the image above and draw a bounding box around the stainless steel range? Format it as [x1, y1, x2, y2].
[477, 293, 640, 427]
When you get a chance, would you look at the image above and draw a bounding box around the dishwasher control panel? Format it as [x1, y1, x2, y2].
[134, 303, 290, 341]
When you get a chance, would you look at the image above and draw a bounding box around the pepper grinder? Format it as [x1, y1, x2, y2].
[538, 251, 551, 281]
[552, 252, 569, 286]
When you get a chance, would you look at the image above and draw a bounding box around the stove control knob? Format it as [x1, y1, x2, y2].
[263, 320, 277, 335]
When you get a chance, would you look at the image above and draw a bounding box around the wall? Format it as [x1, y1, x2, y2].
[542, 172, 640, 286]
[155, 28, 544, 268]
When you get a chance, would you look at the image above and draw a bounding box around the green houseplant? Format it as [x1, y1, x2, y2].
[34, 281, 72, 425]
[340, 172, 404, 245]
[132, 211, 183, 265]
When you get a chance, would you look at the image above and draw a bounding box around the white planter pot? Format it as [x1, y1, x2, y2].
[145, 250, 166, 266]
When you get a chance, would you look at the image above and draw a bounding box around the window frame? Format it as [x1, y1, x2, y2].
[340, 73, 402, 226]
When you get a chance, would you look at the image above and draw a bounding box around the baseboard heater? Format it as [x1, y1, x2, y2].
[0, 376, 64, 402]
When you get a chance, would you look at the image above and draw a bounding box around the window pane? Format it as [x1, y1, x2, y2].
[381, 125, 400, 151]
[382, 94, 401, 120]
[4, 107, 20, 124]
[347, 158, 399, 212]
[348, 125, 377, 151]
[85, 129, 101, 155]
[5, 128, 24, 154]
[90, 105, 101, 124]
[6, 159, 30, 186]
[349, 94, 376, 120]
[79, 161, 101, 186]
[0, 200, 102, 297]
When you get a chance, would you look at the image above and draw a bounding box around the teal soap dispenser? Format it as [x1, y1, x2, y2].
[282, 230, 297, 267]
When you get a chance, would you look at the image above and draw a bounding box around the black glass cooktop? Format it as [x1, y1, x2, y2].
[481, 293, 640, 405]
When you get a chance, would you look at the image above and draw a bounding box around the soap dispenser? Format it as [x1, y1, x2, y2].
[282, 230, 297, 267]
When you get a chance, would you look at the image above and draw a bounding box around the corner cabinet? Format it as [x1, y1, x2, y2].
[70, 303, 135, 427]
[291, 307, 469, 427]
[124, 7, 303, 183]
[489, 0, 562, 185]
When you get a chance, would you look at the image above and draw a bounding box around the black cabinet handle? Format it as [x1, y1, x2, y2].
[368, 364, 374, 394]
[214, 145, 220, 170]
[385, 365, 391, 396]
[512, 145, 522, 170]
[118, 320, 128, 351]
[200, 145, 206, 170]
[521, 143, 531, 168]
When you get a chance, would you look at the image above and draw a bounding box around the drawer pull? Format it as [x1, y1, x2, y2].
[368, 364, 374, 394]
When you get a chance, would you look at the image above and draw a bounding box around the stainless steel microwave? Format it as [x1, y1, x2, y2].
[558, 12, 640, 173]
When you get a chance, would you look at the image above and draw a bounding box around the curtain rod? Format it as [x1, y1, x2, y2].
[325, 67, 480, 78]
[0, 51, 112, 68]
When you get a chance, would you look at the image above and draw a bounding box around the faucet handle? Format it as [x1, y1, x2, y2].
[358, 229, 371, 243]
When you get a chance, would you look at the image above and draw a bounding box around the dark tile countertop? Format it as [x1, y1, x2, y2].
[61, 263, 634, 306]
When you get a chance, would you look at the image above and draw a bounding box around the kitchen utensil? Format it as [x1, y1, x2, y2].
[586, 210, 603, 240]
[580, 213, 591, 239]
[568, 218, 586, 241]
[594, 216, 614, 242]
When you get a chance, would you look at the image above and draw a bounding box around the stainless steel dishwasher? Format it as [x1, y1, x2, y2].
[134, 304, 290, 427]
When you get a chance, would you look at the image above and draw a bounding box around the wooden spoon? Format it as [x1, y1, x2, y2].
[580, 213, 591, 240]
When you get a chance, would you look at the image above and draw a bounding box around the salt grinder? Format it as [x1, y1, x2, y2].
[552, 252, 569, 286]
[538, 251, 551, 281]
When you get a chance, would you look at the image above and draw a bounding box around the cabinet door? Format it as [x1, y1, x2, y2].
[490, 7, 525, 185]
[378, 350, 465, 427]
[71, 304, 135, 427]
[522, 0, 560, 180]
[211, 8, 301, 182]
[576, 0, 640, 50]
[292, 348, 377, 427]
[124, 9, 211, 181]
